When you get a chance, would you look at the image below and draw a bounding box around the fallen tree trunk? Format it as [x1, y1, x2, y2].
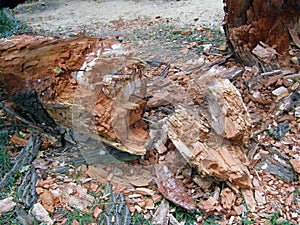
[0, 35, 148, 155]
[223, 0, 300, 70]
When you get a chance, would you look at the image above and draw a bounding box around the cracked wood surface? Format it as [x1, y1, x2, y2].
[223, 0, 300, 69]
[0, 34, 148, 155]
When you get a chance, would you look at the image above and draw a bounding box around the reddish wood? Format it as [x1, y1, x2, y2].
[0, 35, 148, 155]
[223, 0, 300, 69]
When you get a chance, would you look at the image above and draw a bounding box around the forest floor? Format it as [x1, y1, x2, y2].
[0, 0, 299, 225]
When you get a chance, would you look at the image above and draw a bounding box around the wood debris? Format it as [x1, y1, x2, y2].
[167, 106, 251, 186]
[206, 78, 251, 142]
[154, 164, 196, 211]
[31, 203, 54, 225]
[1, 6, 300, 222]
[0, 197, 16, 215]
[152, 199, 169, 225]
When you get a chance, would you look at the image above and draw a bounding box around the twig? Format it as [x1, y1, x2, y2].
[160, 62, 171, 78]
[260, 69, 281, 77]
[0, 123, 43, 131]
[247, 142, 259, 162]
[0, 101, 43, 132]
[0, 135, 41, 190]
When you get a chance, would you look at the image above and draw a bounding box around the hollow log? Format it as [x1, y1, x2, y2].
[0, 35, 148, 155]
[223, 0, 300, 70]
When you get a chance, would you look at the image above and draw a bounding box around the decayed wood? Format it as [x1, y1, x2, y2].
[206, 79, 251, 143]
[166, 79, 255, 210]
[223, 0, 300, 69]
[0, 35, 148, 155]
[154, 164, 196, 212]
[167, 106, 252, 190]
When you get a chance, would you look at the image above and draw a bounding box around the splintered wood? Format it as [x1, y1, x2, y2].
[223, 0, 300, 69]
[207, 79, 251, 143]
[0, 35, 148, 155]
[167, 79, 255, 210]
[1, 34, 258, 214]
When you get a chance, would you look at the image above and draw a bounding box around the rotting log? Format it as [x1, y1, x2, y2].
[223, 0, 300, 70]
[0, 34, 148, 155]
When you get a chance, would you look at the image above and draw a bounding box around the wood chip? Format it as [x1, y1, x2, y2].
[135, 187, 156, 196]
[154, 164, 195, 211]
[11, 133, 28, 147]
[220, 188, 236, 210]
[0, 197, 16, 215]
[290, 159, 300, 174]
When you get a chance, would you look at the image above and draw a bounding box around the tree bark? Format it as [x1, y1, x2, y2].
[0, 35, 148, 155]
[223, 0, 300, 70]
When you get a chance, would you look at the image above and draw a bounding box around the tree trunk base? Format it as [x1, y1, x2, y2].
[223, 0, 300, 71]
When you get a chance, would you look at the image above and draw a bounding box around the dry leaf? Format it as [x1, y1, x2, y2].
[11, 133, 28, 147]
[40, 190, 55, 214]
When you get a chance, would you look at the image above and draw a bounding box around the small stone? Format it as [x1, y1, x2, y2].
[272, 86, 289, 101]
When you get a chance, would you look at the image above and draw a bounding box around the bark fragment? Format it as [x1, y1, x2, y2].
[154, 163, 196, 212]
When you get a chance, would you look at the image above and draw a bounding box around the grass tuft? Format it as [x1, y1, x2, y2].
[0, 8, 32, 38]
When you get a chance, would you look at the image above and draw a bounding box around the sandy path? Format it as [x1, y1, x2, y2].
[15, 0, 224, 36]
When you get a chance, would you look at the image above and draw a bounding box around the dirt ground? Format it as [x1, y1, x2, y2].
[15, 0, 224, 34]
[14, 0, 225, 61]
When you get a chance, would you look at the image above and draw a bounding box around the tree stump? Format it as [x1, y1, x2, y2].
[223, 0, 300, 70]
[0, 35, 148, 155]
